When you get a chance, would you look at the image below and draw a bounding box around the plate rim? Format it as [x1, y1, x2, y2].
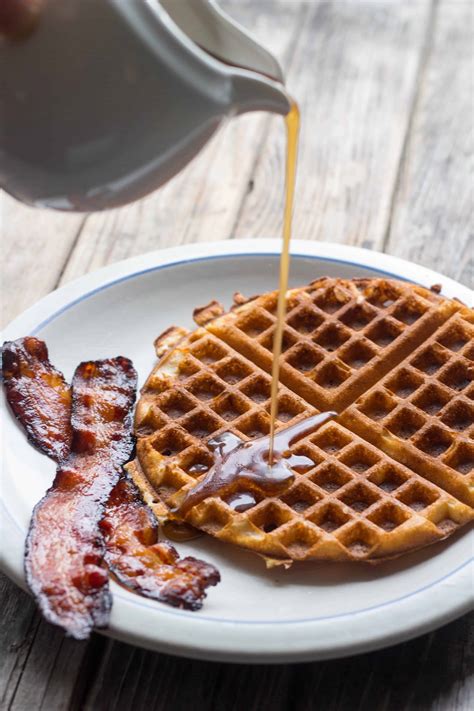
[1, 239, 473, 663]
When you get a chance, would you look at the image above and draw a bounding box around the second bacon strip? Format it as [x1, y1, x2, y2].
[2, 338, 220, 638]
[25, 356, 137, 639]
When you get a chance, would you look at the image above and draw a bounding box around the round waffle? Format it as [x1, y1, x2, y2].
[128, 278, 473, 562]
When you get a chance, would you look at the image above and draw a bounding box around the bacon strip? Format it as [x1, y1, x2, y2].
[100, 476, 220, 610]
[24, 357, 137, 639]
[2, 338, 220, 630]
[2, 338, 72, 462]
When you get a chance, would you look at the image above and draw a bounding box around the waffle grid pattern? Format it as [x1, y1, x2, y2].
[345, 310, 474, 505]
[131, 294, 474, 562]
[207, 278, 458, 411]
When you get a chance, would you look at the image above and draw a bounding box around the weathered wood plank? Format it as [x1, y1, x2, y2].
[0, 193, 85, 327]
[0, 574, 37, 710]
[233, 0, 433, 249]
[59, 0, 309, 285]
[385, 0, 473, 286]
[290, 613, 473, 711]
[0, 574, 91, 711]
[83, 639, 293, 711]
[1, 1, 472, 710]
[81, 613, 473, 711]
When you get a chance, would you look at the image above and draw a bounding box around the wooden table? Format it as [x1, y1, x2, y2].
[1, 1, 472, 709]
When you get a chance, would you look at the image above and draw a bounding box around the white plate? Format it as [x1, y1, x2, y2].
[1, 240, 473, 663]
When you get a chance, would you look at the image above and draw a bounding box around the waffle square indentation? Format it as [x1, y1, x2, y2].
[413, 425, 453, 457]
[339, 339, 377, 370]
[213, 392, 250, 421]
[385, 368, 424, 398]
[411, 343, 450, 375]
[358, 390, 397, 421]
[308, 502, 351, 532]
[385, 407, 426, 440]
[443, 442, 474, 474]
[310, 425, 352, 454]
[179, 448, 214, 477]
[313, 322, 351, 351]
[367, 502, 409, 531]
[439, 361, 473, 392]
[312, 286, 351, 314]
[411, 384, 450, 415]
[310, 463, 353, 492]
[313, 361, 351, 389]
[441, 400, 474, 432]
[273, 394, 306, 423]
[281, 483, 321, 513]
[339, 302, 378, 330]
[392, 297, 428, 325]
[287, 307, 324, 335]
[240, 376, 271, 403]
[214, 357, 252, 384]
[188, 374, 225, 401]
[337, 522, 378, 557]
[368, 464, 409, 493]
[366, 318, 403, 347]
[338, 482, 380, 512]
[339, 445, 380, 473]
[181, 411, 221, 439]
[249, 502, 293, 533]
[236, 310, 273, 337]
[285, 343, 323, 372]
[397, 481, 439, 510]
[437, 322, 473, 353]
[160, 391, 195, 419]
[151, 428, 193, 456]
[235, 411, 270, 438]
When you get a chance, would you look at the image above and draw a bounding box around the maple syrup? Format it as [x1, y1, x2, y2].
[175, 412, 335, 516]
[268, 100, 300, 464]
[161, 519, 203, 542]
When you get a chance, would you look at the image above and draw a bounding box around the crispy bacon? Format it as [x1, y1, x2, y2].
[24, 357, 137, 639]
[2, 338, 220, 631]
[100, 476, 220, 610]
[2, 338, 72, 462]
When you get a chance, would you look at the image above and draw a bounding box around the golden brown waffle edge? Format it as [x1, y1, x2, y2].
[128, 279, 473, 563]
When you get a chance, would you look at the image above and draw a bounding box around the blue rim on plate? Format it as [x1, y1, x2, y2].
[2, 240, 472, 662]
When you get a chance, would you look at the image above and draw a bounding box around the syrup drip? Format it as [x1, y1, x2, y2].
[175, 412, 335, 516]
[161, 520, 203, 542]
[227, 492, 257, 513]
[268, 100, 300, 465]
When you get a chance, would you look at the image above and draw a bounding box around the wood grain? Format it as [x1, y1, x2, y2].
[81, 613, 473, 711]
[233, 0, 432, 249]
[385, 0, 473, 287]
[0, 575, 91, 711]
[1, 194, 85, 327]
[1, 1, 472, 709]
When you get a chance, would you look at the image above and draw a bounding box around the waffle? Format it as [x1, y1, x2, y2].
[128, 281, 474, 562]
[343, 308, 474, 507]
[206, 278, 460, 411]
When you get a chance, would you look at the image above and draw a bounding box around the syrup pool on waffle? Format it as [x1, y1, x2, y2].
[173, 412, 336, 516]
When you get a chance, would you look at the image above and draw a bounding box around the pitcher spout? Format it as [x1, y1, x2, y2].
[231, 71, 291, 117]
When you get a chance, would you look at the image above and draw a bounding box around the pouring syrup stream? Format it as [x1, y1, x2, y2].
[268, 100, 300, 465]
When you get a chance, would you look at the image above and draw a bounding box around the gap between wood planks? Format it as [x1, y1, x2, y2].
[1, 1, 472, 709]
[381, 0, 438, 254]
[386, 0, 473, 288]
